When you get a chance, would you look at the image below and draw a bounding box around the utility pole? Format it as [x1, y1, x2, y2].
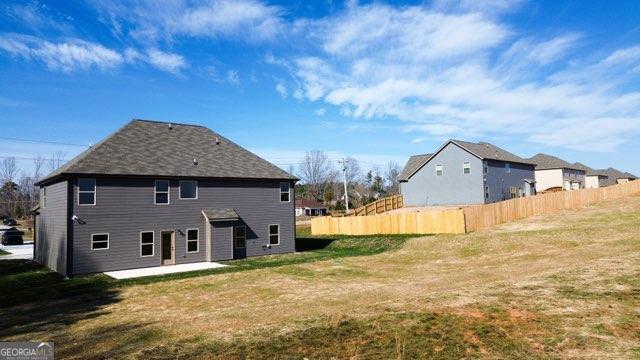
[339, 158, 349, 212]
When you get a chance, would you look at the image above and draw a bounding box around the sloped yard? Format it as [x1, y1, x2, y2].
[1, 196, 639, 359]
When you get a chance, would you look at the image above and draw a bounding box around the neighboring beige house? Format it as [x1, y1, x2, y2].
[573, 162, 609, 188]
[599, 168, 638, 186]
[528, 154, 586, 191]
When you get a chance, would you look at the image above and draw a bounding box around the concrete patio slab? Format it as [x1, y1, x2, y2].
[0, 242, 34, 260]
[104, 262, 228, 279]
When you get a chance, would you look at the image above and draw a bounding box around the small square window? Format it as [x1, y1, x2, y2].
[91, 233, 109, 250]
[280, 182, 290, 202]
[268, 224, 280, 245]
[179, 180, 198, 199]
[463, 162, 471, 174]
[186, 228, 199, 253]
[435, 164, 443, 176]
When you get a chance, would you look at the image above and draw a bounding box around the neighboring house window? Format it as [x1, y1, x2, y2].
[41, 187, 47, 208]
[78, 178, 96, 205]
[485, 186, 490, 200]
[280, 182, 290, 202]
[505, 163, 511, 173]
[91, 233, 109, 250]
[463, 162, 471, 174]
[155, 180, 170, 205]
[484, 163, 488, 175]
[140, 231, 154, 257]
[268, 224, 280, 245]
[186, 228, 199, 253]
[435, 164, 443, 176]
[179, 180, 198, 199]
[234, 225, 246, 249]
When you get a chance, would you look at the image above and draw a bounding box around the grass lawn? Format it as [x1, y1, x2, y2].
[1, 196, 640, 359]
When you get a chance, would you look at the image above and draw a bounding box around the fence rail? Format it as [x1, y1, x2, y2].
[350, 195, 403, 216]
[311, 181, 640, 236]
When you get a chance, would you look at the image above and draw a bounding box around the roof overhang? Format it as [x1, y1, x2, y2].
[202, 208, 240, 222]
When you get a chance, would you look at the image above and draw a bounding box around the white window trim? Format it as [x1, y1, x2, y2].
[140, 231, 154, 257]
[279, 182, 291, 202]
[91, 233, 109, 251]
[154, 180, 170, 205]
[186, 228, 199, 253]
[234, 225, 246, 249]
[179, 180, 198, 200]
[505, 163, 511, 173]
[268, 224, 280, 246]
[435, 164, 443, 176]
[463, 162, 471, 174]
[78, 178, 96, 206]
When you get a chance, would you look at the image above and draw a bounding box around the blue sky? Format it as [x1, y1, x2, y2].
[1, 0, 639, 177]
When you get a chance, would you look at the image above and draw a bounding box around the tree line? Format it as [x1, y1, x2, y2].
[0, 152, 65, 219]
[290, 150, 401, 210]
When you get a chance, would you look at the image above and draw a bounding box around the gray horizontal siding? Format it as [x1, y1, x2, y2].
[484, 160, 536, 203]
[35, 180, 68, 275]
[70, 177, 295, 274]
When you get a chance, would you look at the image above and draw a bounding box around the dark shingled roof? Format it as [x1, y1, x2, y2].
[598, 168, 638, 186]
[202, 208, 239, 221]
[527, 153, 583, 171]
[399, 153, 432, 181]
[36, 119, 296, 185]
[450, 140, 536, 165]
[572, 162, 608, 177]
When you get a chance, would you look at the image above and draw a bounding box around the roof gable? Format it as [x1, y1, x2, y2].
[399, 153, 432, 181]
[37, 119, 296, 184]
[528, 153, 583, 171]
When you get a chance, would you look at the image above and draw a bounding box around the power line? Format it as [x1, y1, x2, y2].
[0, 136, 89, 147]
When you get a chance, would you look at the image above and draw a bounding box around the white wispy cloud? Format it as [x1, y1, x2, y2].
[314, 107, 326, 116]
[146, 49, 187, 74]
[270, 2, 640, 152]
[93, 0, 284, 44]
[275, 82, 287, 98]
[0, 33, 123, 72]
[227, 70, 240, 85]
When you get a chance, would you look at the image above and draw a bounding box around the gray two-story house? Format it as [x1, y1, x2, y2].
[527, 153, 586, 191]
[400, 140, 536, 206]
[33, 119, 297, 276]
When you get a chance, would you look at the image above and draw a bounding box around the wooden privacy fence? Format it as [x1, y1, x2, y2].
[312, 208, 466, 235]
[311, 180, 640, 236]
[463, 179, 640, 231]
[351, 195, 403, 216]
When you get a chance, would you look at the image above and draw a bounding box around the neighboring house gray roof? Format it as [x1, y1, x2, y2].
[36, 119, 297, 185]
[527, 153, 583, 171]
[202, 208, 239, 222]
[399, 153, 432, 181]
[572, 162, 608, 177]
[402, 139, 534, 181]
[598, 168, 638, 186]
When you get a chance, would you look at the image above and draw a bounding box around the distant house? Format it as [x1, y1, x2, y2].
[33, 119, 298, 276]
[573, 162, 608, 188]
[599, 168, 638, 186]
[295, 198, 328, 217]
[400, 140, 536, 206]
[528, 154, 585, 191]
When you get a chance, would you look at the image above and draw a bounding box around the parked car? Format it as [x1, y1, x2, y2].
[3, 218, 17, 226]
[1, 227, 24, 245]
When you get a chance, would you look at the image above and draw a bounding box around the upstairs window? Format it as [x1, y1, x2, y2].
[140, 231, 154, 257]
[91, 233, 109, 250]
[78, 178, 96, 205]
[484, 163, 488, 175]
[234, 225, 246, 249]
[186, 228, 199, 253]
[268, 224, 280, 245]
[280, 182, 290, 202]
[463, 162, 471, 174]
[505, 163, 511, 173]
[435, 164, 443, 176]
[179, 180, 198, 199]
[155, 180, 170, 205]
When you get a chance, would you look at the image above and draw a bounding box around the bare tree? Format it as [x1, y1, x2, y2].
[0, 157, 17, 183]
[384, 161, 401, 195]
[299, 150, 334, 202]
[33, 155, 46, 181]
[49, 151, 66, 172]
[343, 157, 361, 185]
[286, 164, 297, 178]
